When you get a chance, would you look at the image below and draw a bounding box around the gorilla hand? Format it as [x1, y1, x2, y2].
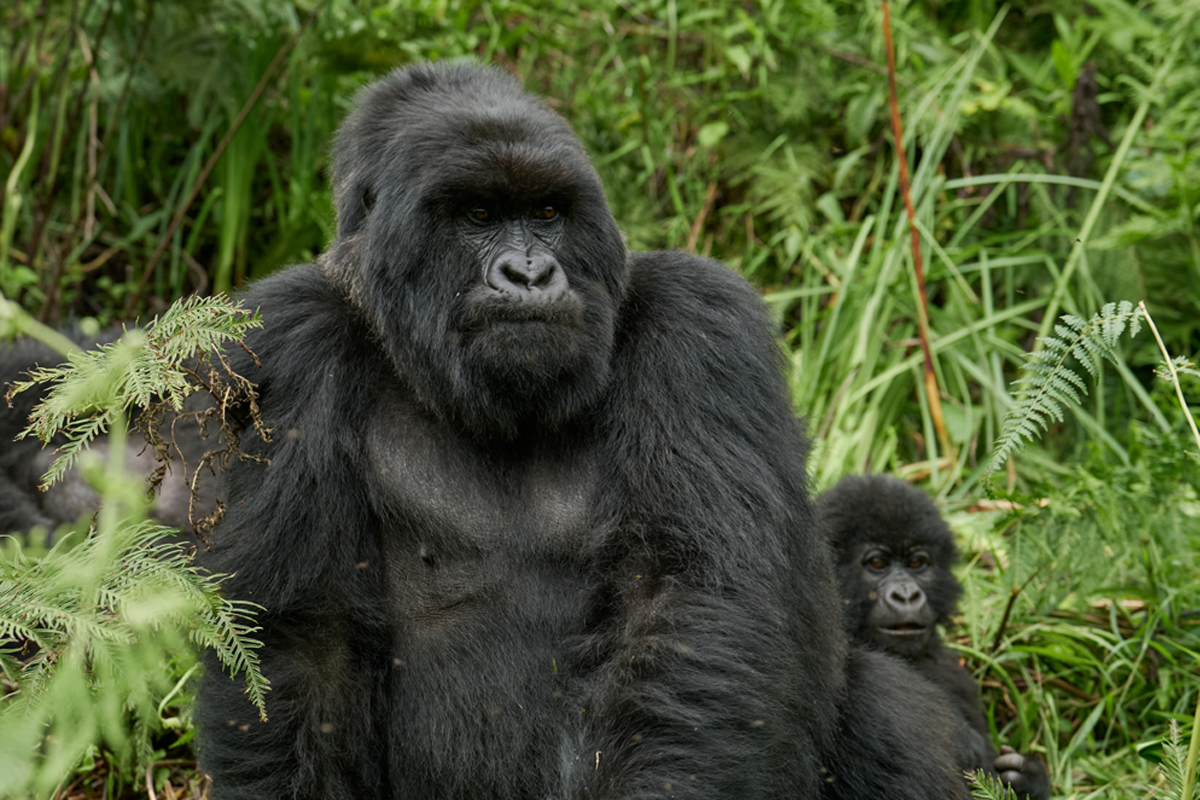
[994, 745, 1050, 800]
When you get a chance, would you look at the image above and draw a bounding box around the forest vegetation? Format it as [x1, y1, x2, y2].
[2, 0, 1199, 797]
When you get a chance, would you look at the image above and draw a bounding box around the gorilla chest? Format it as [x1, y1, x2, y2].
[366, 397, 600, 625]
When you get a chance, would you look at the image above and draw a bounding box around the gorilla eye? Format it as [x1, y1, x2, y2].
[866, 556, 888, 570]
[532, 206, 558, 220]
[907, 555, 929, 570]
[471, 207, 492, 221]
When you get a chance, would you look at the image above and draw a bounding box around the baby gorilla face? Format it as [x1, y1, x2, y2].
[856, 543, 937, 657]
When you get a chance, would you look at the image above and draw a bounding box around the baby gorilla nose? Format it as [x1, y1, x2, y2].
[886, 580, 925, 609]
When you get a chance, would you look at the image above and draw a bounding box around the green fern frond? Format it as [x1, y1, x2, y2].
[1156, 356, 1200, 383]
[966, 769, 1017, 800]
[0, 522, 269, 718]
[1156, 720, 1188, 800]
[987, 301, 1142, 478]
[8, 295, 261, 490]
[198, 596, 270, 716]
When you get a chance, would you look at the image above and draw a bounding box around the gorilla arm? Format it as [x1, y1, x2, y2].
[571, 252, 846, 800]
[195, 265, 390, 800]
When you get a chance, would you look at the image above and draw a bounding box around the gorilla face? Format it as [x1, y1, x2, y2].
[853, 541, 939, 657]
[819, 474, 963, 660]
[324, 64, 628, 437]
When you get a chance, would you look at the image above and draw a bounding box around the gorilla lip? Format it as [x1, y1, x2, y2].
[465, 289, 585, 326]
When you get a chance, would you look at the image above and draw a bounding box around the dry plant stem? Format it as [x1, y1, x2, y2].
[124, 0, 328, 317]
[1139, 300, 1200, 800]
[881, 0, 953, 460]
[989, 571, 1040, 654]
[1138, 301, 1200, 451]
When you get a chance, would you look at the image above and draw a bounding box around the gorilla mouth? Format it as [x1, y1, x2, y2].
[880, 623, 928, 636]
[466, 290, 585, 327]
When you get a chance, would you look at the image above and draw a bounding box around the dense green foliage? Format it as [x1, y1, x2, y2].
[2, 0, 1199, 797]
[0, 298, 269, 798]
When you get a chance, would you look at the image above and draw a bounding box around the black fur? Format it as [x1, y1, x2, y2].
[819, 474, 1051, 800]
[822, 648, 975, 800]
[195, 62, 848, 800]
[0, 337, 74, 535]
[0, 334, 194, 538]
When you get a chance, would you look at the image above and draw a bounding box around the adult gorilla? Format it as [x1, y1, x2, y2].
[819, 475, 1051, 800]
[195, 62, 848, 799]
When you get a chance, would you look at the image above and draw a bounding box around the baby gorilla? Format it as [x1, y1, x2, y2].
[818, 475, 1051, 800]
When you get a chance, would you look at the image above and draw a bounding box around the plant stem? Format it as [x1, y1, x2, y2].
[1138, 302, 1200, 451]
[880, 0, 954, 461]
[0, 295, 82, 357]
[1139, 300, 1200, 800]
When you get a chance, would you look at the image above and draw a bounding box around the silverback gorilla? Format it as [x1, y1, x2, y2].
[819, 475, 1051, 800]
[194, 62, 965, 799]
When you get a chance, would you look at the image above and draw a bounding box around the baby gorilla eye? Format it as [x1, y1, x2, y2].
[472, 207, 492, 221]
[866, 555, 889, 570]
[907, 553, 930, 570]
[532, 205, 558, 220]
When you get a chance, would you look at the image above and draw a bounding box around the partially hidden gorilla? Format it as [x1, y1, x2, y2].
[193, 62, 967, 800]
[0, 334, 196, 537]
[819, 474, 1051, 800]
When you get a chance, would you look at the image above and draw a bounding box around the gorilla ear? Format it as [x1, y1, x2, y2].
[338, 180, 377, 239]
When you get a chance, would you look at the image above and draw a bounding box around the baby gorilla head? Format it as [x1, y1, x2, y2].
[818, 474, 962, 660]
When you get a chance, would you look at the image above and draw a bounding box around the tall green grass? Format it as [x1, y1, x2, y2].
[3, 0, 1200, 796]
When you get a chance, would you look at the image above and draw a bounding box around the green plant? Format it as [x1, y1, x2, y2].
[0, 522, 265, 797]
[8, 293, 265, 490]
[986, 301, 1144, 479]
[968, 769, 1017, 800]
[0, 294, 269, 797]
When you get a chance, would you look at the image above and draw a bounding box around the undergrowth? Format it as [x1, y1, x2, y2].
[3, 0, 1200, 796]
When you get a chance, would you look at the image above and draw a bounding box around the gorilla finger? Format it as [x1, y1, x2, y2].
[998, 770, 1027, 786]
[994, 752, 1027, 772]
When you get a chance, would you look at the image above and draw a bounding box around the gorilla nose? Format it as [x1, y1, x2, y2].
[494, 255, 568, 297]
[886, 582, 925, 608]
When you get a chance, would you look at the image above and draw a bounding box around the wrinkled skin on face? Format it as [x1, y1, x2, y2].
[320, 65, 628, 438]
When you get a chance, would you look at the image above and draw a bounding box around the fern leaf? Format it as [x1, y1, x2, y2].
[986, 302, 1145, 480]
[1157, 720, 1187, 798]
[10, 296, 262, 490]
[966, 769, 1017, 800]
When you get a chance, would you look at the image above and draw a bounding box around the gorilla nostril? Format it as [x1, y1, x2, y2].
[531, 261, 558, 289]
[501, 262, 532, 287]
[494, 256, 564, 295]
